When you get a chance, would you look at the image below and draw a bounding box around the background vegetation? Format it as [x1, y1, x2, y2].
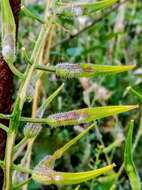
[1, 0, 142, 189]
[18, 0, 142, 189]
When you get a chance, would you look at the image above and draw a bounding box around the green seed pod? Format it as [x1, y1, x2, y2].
[47, 105, 138, 127]
[55, 63, 135, 78]
[1, 0, 16, 64]
[24, 123, 42, 138]
[124, 121, 141, 190]
[32, 164, 115, 185]
[2, 31, 16, 64]
[58, 0, 118, 16]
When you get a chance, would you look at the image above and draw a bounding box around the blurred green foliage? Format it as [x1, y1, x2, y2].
[14, 0, 142, 189]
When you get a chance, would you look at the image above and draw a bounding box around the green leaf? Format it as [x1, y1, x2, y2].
[127, 86, 142, 101]
[55, 63, 135, 78]
[21, 5, 45, 24]
[37, 83, 64, 117]
[59, 0, 118, 15]
[1, 0, 24, 78]
[47, 105, 138, 127]
[32, 164, 115, 185]
[124, 120, 141, 190]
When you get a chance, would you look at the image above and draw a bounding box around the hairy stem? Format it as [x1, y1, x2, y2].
[3, 132, 16, 190]
[14, 137, 28, 153]
[3, 4, 53, 189]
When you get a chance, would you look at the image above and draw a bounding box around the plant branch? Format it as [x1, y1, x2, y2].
[0, 161, 32, 174]
[13, 178, 32, 190]
[4, 4, 54, 189]
[0, 114, 48, 124]
[14, 137, 28, 153]
[35, 65, 56, 72]
[0, 124, 8, 133]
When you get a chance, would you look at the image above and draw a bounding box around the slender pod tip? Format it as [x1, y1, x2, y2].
[126, 86, 131, 91]
[61, 83, 65, 87]
[112, 163, 116, 167]
[21, 5, 25, 10]
[126, 105, 139, 109]
[128, 64, 136, 69]
[134, 104, 139, 109]
[21, 47, 26, 51]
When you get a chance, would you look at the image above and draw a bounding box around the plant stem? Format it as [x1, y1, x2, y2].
[13, 178, 32, 190]
[22, 11, 55, 190]
[14, 137, 28, 153]
[0, 124, 8, 133]
[0, 115, 50, 124]
[0, 161, 32, 174]
[4, 9, 53, 190]
[133, 109, 142, 152]
[21, 140, 34, 190]
[4, 131, 16, 190]
[35, 65, 55, 72]
[13, 140, 28, 161]
[21, 4, 45, 24]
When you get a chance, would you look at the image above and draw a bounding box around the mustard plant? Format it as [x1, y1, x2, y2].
[0, 0, 140, 190]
